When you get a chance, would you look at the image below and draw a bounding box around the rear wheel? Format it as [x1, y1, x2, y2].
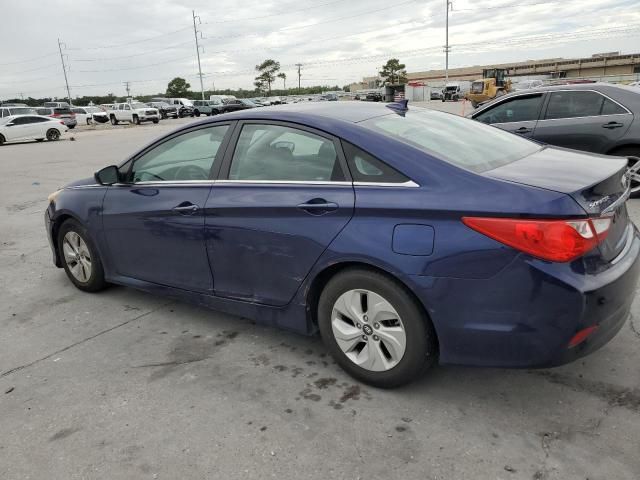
[0, 134, 5, 145]
[110, 115, 118, 125]
[57, 219, 107, 292]
[610, 146, 640, 198]
[68, 125, 75, 130]
[132, 115, 140, 125]
[318, 268, 437, 388]
[194, 109, 200, 117]
[46, 129, 60, 141]
[152, 119, 159, 124]
[86, 118, 92, 125]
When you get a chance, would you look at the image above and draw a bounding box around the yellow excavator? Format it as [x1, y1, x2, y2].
[465, 68, 512, 108]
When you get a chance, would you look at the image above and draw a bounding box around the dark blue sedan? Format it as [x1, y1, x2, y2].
[45, 102, 640, 387]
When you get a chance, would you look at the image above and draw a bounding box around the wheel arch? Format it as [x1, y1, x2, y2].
[50, 212, 83, 265]
[305, 261, 439, 347]
[606, 143, 640, 156]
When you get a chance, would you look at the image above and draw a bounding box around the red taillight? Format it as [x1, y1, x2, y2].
[462, 217, 611, 262]
[568, 325, 598, 348]
[59, 121, 65, 125]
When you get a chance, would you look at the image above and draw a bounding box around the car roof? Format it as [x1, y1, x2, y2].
[210, 101, 396, 124]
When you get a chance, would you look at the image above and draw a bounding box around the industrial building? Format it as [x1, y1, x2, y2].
[350, 52, 640, 92]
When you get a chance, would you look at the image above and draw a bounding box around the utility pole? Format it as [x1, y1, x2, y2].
[124, 81, 131, 97]
[57, 38, 72, 106]
[295, 63, 303, 93]
[192, 10, 205, 100]
[444, 0, 452, 82]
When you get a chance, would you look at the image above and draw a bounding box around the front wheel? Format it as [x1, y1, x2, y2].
[110, 116, 118, 125]
[132, 115, 140, 125]
[58, 219, 108, 292]
[68, 125, 75, 130]
[46, 129, 60, 141]
[152, 119, 159, 124]
[0, 134, 5, 145]
[318, 268, 437, 388]
[194, 110, 200, 117]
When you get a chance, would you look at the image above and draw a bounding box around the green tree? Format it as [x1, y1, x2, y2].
[342, 85, 351, 92]
[166, 77, 191, 97]
[380, 58, 407, 85]
[255, 59, 281, 95]
[277, 72, 287, 90]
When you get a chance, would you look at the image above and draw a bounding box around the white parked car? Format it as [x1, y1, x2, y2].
[72, 106, 109, 125]
[513, 79, 545, 91]
[0, 115, 67, 145]
[108, 102, 160, 125]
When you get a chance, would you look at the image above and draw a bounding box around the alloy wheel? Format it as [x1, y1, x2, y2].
[331, 289, 407, 372]
[62, 231, 92, 283]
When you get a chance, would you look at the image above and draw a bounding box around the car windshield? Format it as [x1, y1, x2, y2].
[86, 107, 101, 113]
[131, 103, 148, 109]
[360, 109, 541, 173]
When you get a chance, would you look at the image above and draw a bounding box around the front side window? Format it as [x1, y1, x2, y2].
[229, 124, 344, 182]
[475, 94, 543, 124]
[544, 91, 626, 119]
[361, 109, 541, 173]
[130, 125, 229, 182]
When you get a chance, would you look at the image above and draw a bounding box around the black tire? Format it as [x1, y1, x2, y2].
[110, 115, 118, 125]
[194, 110, 200, 117]
[68, 125, 75, 130]
[161, 112, 167, 119]
[152, 119, 159, 124]
[0, 134, 5, 145]
[57, 219, 108, 292]
[35, 138, 44, 142]
[318, 268, 437, 388]
[211, 109, 219, 116]
[609, 146, 640, 198]
[132, 115, 140, 125]
[86, 118, 92, 125]
[46, 129, 60, 141]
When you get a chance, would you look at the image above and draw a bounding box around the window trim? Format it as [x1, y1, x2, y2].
[120, 121, 235, 184]
[218, 120, 352, 184]
[538, 89, 631, 122]
[472, 92, 546, 125]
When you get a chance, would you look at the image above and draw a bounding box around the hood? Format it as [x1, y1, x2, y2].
[65, 177, 96, 187]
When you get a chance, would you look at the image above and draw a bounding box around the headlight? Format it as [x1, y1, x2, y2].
[48, 189, 63, 203]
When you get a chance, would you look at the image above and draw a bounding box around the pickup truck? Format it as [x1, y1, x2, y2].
[109, 102, 160, 125]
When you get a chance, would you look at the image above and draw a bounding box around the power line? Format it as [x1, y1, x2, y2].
[67, 26, 192, 51]
[207, 0, 347, 23]
[0, 51, 59, 67]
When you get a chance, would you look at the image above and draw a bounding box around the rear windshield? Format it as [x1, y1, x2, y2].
[360, 109, 541, 173]
[54, 108, 72, 114]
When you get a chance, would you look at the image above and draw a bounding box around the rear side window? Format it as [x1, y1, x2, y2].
[36, 108, 51, 115]
[361, 109, 541, 173]
[544, 91, 627, 119]
[475, 94, 543, 124]
[342, 142, 409, 183]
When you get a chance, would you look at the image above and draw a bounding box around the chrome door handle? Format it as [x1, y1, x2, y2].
[173, 203, 199, 215]
[514, 127, 532, 134]
[297, 199, 338, 215]
[602, 122, 624, 129]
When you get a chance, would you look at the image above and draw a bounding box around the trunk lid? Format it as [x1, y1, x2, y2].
[486, 146, 632, 262]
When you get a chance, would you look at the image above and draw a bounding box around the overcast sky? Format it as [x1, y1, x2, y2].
[1, 0, 639, 99]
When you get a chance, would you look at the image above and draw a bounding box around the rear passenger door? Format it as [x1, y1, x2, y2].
[204, 121, 355, 306]
[532, 90, 632, 153]
[472, 93, 545, 138]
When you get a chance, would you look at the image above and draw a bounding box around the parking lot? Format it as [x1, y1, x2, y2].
[1, 103, 639, 480]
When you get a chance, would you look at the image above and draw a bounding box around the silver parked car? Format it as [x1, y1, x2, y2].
[469, 82, 640, 194]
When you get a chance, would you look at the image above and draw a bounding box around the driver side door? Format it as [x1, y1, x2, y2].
[101, 123, 232, 292]
[472, 93, 545, 138]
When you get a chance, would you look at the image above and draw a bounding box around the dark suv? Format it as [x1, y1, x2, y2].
[147, 102, 179, 119]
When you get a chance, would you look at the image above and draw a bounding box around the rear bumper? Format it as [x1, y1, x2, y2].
[410, 227, 640, 368]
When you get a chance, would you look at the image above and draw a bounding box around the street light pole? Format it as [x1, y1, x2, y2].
[57, 38, 72, 105]
[192, 10, 205, 100]
[444, 0, 452, 82]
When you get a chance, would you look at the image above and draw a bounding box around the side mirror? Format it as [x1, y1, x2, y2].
[95, 165, 120, 185]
